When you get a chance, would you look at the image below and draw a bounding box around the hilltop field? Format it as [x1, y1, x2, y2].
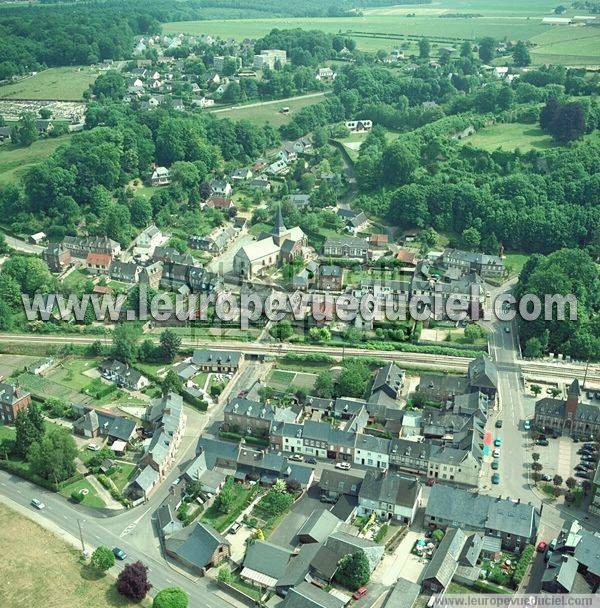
[163, 0, 600, 66]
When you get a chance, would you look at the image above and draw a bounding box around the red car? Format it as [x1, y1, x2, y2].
[537, 541, 548, 552]
[352, 587, 367, 600]
[426, 478, 435, 487]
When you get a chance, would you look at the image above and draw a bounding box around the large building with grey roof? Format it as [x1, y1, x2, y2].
[425, 485, 539, 552]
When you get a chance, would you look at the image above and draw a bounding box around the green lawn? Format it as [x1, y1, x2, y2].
[208, 93, 327, 127]
[460, 122, 558, 153]
[230, 572, 263, 601]
[0, 66, 99, 100]
[0, 425, 16, 442]
[504, 252, 530, 277]
[0, 134, 72, 184]
[107, 462, 137, 492]
[200, 478, 259, 532]
[59, 477, 106, 509]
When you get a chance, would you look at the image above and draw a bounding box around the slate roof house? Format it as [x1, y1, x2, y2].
[42, 243, 71, 273]
[109, 261, 140, 283]
[297, 509, 342, 544]
[72, 405, 137, 444]
[241, 540, 295, 589]
[323, 236, 369, 260]
[319, 469, 362, 502]
[310, 531, 384, 582]
[357, 470, 421, 523]
[370, 362, 405, 401]
[164, 521, 230, 574]
[280, 582, 344, 608]
[63, 235, 121, 259]
[440, 248, 504, 279]
[425, 485, 539, 552]
[422, 527, 484, 592]
[192, 349, 243, 373]
[534, 379, 600, 438]
[99, 359, 149, 391]
[317, 265, 343, 291]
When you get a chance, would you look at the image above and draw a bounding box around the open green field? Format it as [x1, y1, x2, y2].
[0, 134, 72, 184]
[164, 0, 600, 65]
[0, 503, 149, 608]
[529, 27, 600, 66]
[209, 93, 327, 127]
[459, 122, 558, 152]
[267, 369, 317, 391]
[0, 66, 98, 100]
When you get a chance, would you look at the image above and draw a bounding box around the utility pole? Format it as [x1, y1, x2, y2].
[77, 519, 85, 553]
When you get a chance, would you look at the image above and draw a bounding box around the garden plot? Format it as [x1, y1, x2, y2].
[268, 369, 317, 391]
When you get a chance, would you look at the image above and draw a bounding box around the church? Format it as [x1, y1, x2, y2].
[233, 207, 306, 279]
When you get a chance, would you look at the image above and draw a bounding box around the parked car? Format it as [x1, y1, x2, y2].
[545, 550, 553, 563]
[31, 498, 45, 510]
[229, 522, 242, 534]
[537, 541, 548, 552]
[492, 449, 501, 458]
[523, 420, 531, 431]
[575, 464, 589, 472]
[491, 473, 500, 485]
[87, 443, 99, 451]
[541, 474, 552, 482]
[306, 457, 317, 465]
[289, 454, 304, 462]
[583, 443, 596, 449]
[491, 460, 499, 470]
[425, 478, 435, 487]
[536, 439, 549, 446]
[495, 420, 503, 428]
[352, 587, 368, 600]
[113, 547, 127, 560]
[576, 471, 590, 479]
[494, 438, 502, 447]
[335, 462, 351, 470]
[504, 326, 510, 333]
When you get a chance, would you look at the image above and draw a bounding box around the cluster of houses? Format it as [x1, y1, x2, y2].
[219, 357, 498, 487]
[42, 230, 223, 296]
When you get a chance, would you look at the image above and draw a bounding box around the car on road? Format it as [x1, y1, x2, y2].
[87, 443, 99, 451]
[31, 498, 45, 510]
[425, 478, 435, 486]
[504, 326, 510, 333]
[537, 541, 548, 552]
[289, 454, 304, 462]
[523, 420, 531, 431]
[492, 449, 501, 458]
[494, 438, 502, 447]
[352, 587, 367, 600]
[229, 522, 242, 534]
[113, 547, 127, 560]
[536, 439, 549, 446]
[576, 471, 590, 479]
[491, 473, 500, 485]
[544, 550, 553, 563]
[306, 457, 317, 465]
[335, 462, 351, 470]
[495, 420, 503, 428]
[541, 474, 552, 482]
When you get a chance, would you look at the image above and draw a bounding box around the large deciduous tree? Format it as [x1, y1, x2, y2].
[117, 561, 152, 601]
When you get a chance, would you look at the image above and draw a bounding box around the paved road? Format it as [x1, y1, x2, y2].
[208, 91, 327, 115]
[2, 232, 44, 254]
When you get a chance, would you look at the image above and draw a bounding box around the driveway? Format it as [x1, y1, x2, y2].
[371, 530, 426, 586]
[269, 485, 325, 549]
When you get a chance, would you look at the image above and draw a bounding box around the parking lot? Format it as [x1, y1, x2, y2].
[535, 436, 594, 482]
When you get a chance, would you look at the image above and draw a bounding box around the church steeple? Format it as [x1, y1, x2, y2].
[274, 203, 286, 235]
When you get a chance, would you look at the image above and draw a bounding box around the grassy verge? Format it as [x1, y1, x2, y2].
[59, 477, 106, 509]
[0, 502, 149, 607]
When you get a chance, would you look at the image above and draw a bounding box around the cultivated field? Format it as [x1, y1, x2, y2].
[163, 0, 600, 65]
[459, 122, 558, 152]
[0, 503, 147, 608]
[0, 135, 72, 184]
[0, 66, 98, 101]
[208, 92, 327, 127]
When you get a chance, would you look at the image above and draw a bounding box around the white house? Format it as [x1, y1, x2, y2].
[345, 119, 373, 133]
[151, 166, 171, 186]
[135, 225, 164, 253]
[353, 434, 390, 470]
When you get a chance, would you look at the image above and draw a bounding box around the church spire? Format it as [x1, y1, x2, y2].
[274, 202, 286, 234]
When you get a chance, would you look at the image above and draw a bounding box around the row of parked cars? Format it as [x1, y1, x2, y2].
[574, 443, 598, 479]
